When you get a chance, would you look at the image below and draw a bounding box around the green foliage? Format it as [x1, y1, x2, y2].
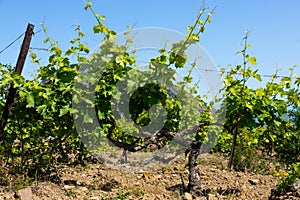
[0, 23, 88, 179]
[0, 2, 215, 183]
[71, 4, 216, 156]
[232, 131, 267, 173]
[213, 32, 300, 190]
[0, 1, 300, 196]
[276, 162, 300, 194]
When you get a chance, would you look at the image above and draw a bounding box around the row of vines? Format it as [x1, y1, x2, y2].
[0, 1, 299, 197]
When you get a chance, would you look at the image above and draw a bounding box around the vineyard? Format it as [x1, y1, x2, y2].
[0, 1, 299, 200]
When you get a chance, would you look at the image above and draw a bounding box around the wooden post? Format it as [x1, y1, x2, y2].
[0, 23, 34, 141]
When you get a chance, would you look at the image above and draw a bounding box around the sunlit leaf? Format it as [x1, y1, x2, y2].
[248, 57, 257, 65]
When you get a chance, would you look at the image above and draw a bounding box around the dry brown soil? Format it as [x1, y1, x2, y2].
[0, 153, 299, 200]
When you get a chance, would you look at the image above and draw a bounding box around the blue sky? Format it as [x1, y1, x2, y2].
[1, 0, 300, 81]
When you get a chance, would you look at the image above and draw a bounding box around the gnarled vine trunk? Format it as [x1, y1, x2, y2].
[187, 141, 202, 195]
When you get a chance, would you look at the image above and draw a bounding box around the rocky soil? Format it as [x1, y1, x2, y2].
[0, 153, 299, 200]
